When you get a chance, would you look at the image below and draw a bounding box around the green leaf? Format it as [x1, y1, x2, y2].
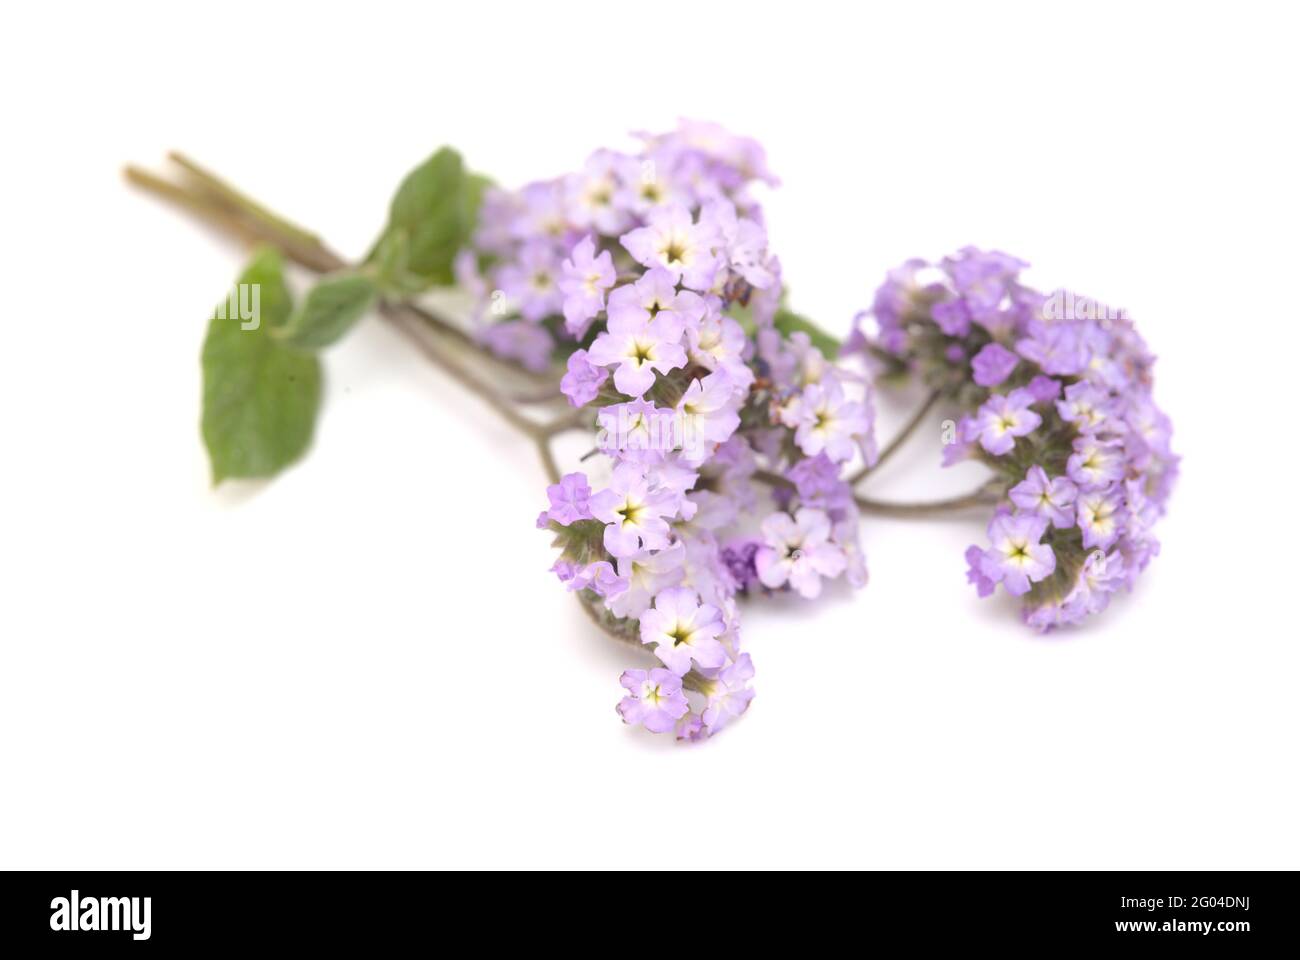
[201, 248, 322, 484]
[368, 229, 420, 294]
[773, 307, 842, 359]
[276, 272, 377, 350]
[368, 147, 488, 290]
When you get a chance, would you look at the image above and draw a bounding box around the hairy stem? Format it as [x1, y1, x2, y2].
[126, 157, 548, 377]
[126, 156, 579, 479]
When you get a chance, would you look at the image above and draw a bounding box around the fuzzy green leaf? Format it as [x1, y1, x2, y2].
[276, 272, 377, 350]
[370, 147, 488, 289]
[201, 248, 322, 484]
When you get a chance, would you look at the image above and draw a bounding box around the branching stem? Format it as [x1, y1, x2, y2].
[754, 469, 1001, 517]
[131, 153, 1010, 662]
[852, 486, 1002, 517]
[848, 389, 940, 485]
[126, 155, 579, 480]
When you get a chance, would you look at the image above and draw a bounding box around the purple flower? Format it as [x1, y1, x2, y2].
[787, 453, 853, 513]
[719, 539, 762, 593]
[942, 247, 1027, 321]
[863, 258, 926, 348]
[605, 267, 706, 331]
[498, 241, 563, 323]
[686, 306, 752, 388]
[942, 421, 979, 467]
[678, 530, 735, 609]
[836, 515, 869, 589]
[754, 508, 846, 599]
[757, 327, 828, 394]
[509, 179, 568, 243]
[1016, 323, 1086, 376]
[588, 462, 678, 557]
[617, 668, 689, 734]
[565, 149, 629, 236]
[970, 342, 1019, 387]
[931, 298, 971, 337]
[608, 542, 685, 619]
[1076, 488, 1123, 550]
[972, 388, 1042, 456]
[542, 472, 592, 526]
[613, 152, 686, 216]
[620, 203, 721, 291]
[1067, 435, 1126, 489]
[979, 512, 1055, 596]
[780, 374, 871, 463]
[559, 235, 616, 338]
[1056, 381, 1111, 431]
[639, 586, 726, 675]
[1025, 374, 1062, 403]
[677, 372, 742, 457]
[653, 118, 779, 186]
[1008, 466, 1077, 529]
[699, 198, 776, 289]
[560, 349, 608, 407]
[586, 294, 687, 398]
[478, 320, 553, 372]
[1022, 599, 1075, 632]
[473, 123, 914, 732]
[863, 247, 1177, 631]
[1064, 550, 1126, 619]
[1023, 547, 1125, 631]
[965, 544, 996, 597]
[1125, 397, 1175, 465]
[553, 559, 625, 598]
[700, 653, 756, 734]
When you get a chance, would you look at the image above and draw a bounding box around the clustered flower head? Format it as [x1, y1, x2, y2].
[468, 121, 877, 740]
[850, 247, 1178, 630]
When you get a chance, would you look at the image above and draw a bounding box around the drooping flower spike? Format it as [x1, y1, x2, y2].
[849, 247, 1178, 630]
[477, 122, 877, 740]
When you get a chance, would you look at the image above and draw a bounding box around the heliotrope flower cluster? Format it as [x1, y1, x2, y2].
[464, 122, 877, 739]
[850, 247, 1177, 630]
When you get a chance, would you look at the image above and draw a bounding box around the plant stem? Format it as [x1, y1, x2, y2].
[167, 152, 334, 264]
[124, 167, 270, 249]
[381, 302, 549, 435]
[852, 486, 1002, 517]
[126, 157, 547, 377]
[848, 389, 940, 485]
[754, 469, 1001, 517]
[126, 155, 581, 481]
[130, 158, 1004, 529]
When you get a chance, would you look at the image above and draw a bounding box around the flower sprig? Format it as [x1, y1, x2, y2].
[126, 130, 1178, 745]
[487, 123, 877, 739]
[847, 247, 1178, 630]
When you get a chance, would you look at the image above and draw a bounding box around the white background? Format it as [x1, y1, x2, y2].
[3, 1, 1298, 869]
